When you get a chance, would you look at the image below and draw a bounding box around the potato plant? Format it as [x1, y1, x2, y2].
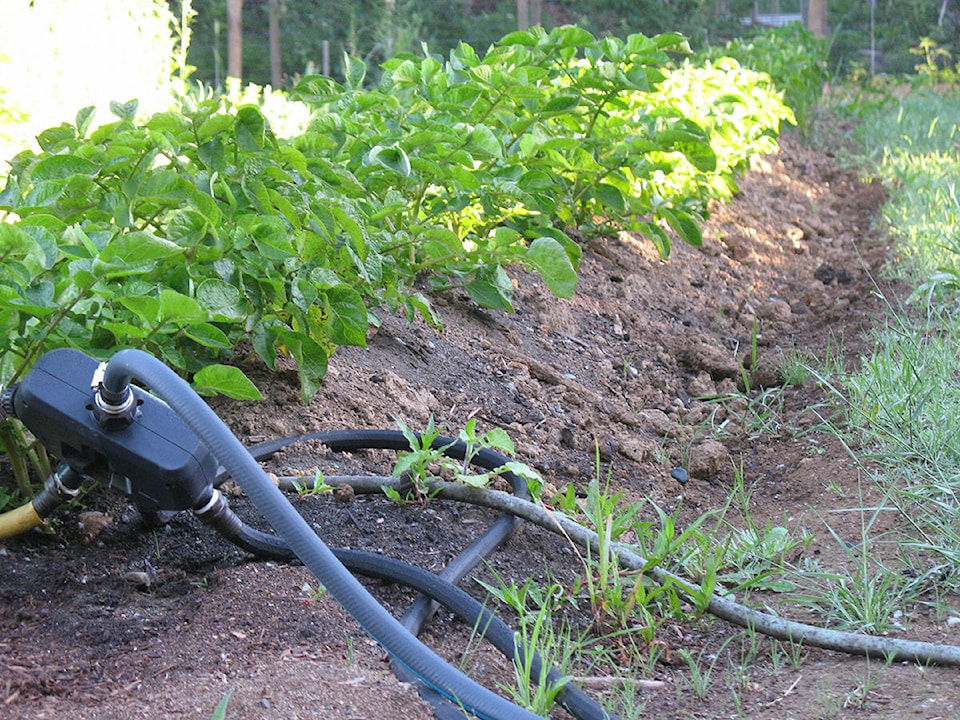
[0, 25, 797, 417]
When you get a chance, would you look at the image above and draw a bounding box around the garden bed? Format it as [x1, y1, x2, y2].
[3, 131, 956, 719]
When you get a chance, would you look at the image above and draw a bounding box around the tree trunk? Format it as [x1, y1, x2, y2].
[269, 0, 281, 88]
[529, 0, 541, 26]
[807, 0, 827, 38]
[227, 0, 243, 80]
[517, 0, 529, 30]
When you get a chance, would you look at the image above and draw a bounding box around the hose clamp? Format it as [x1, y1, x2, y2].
[193, 488, 221, 516]
[91, 384, 138, 430]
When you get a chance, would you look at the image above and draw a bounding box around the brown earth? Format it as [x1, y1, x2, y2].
[3, 130, 959, 720]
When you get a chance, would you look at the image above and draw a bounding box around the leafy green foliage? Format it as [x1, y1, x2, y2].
[0, 101, 365, 401]
[702, 24, 828, 130]
[0, 25, 792, 404]
[390, 417, 542, 500]
[294, 26, 724, 269]
[631, 56, 794, 215]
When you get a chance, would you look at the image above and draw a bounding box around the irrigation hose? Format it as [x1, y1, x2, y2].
[11, 345, 954, 716]
[227, 431, 557, 720]
[390, 515, 522, 720]
[98, 348, 545, 720]
[196, 490, 613, 720]
[0, 466, 83, 540]
[236, 432, 528, 639]
[215, 426, 960, 706]
[0, 500, 42, 540]
[315, 476, 960, 668]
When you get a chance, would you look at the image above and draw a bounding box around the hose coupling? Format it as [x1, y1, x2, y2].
[193, 488, 245, 538]
[0, 383, 18, 419]
[91, 363, 138, 430]
[32, 466, 84, 520]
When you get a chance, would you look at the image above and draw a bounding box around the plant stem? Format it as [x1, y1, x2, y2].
[0, 419, 36, 498]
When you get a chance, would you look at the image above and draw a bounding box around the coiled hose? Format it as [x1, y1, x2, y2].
[199, 430, 613, 720]
[238, 431, 525, 656]
[97, 349, 562, 720]
[200, 495, 610, 720]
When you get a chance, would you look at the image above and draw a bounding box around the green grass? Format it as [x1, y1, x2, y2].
[845, 310, 960, 471]
[210, 691, 232, 720]
[846, 88, 960, 536]
[856, 91, 960, 283]
[808, 85, 960, 623]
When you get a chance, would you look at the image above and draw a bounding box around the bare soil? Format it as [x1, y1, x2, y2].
[3, 131, 958, 720]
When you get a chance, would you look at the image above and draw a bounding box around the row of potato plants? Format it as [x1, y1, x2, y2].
[0, 25, 796, 409]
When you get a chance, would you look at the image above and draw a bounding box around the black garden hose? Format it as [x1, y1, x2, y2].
[221, 431, 611, 720]
[196, 490, 614, 720]
[237, 429, 528, 635]
[97, 349, 546, 720]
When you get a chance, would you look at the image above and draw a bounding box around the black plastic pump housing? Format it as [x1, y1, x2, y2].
[6, 348, 216, 512]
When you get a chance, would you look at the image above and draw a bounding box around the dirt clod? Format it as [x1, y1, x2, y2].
[687, 439, 731, 480]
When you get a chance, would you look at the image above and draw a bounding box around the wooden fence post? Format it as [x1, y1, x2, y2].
[807, 0, 827, 38]
[269, 0, 282, 88]
[227, 0, 243, 80]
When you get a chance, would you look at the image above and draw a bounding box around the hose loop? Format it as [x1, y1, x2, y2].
[100, 348, 546, 720]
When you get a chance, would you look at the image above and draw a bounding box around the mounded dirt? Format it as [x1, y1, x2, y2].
[3, 129, 959, 720]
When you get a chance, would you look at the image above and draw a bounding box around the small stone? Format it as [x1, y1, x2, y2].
[220, 480, 244, 498]
[688, 372, 717, 398]
[596, 435, 618, 462]
[637, 408, 680, 437]
[757, 299, 792, 323]
[814, 263, 836, 284]
[671, 467, 689, 485]
[620, 438, 655, 463]
[947, 616, 960, 627]
[124, 571, 152, 587]
[540, 482, 558, 503]
[680, 342, 740, 381]
[78, 511, 112, 543]
[783, 223, 805, 243]
[750, 357, 783, 389]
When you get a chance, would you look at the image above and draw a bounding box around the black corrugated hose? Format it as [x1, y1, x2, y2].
[99, 349, 616, 720]
[201, 430, 614, 720]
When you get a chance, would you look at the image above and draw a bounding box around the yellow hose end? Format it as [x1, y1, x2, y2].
[0, 500, 43, 540]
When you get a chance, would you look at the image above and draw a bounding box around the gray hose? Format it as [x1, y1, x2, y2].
[357, 478, 960, 667]
[98, 348, 545, 720]
[195, 491, 617, 720]
[236, 430, 527, 717]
